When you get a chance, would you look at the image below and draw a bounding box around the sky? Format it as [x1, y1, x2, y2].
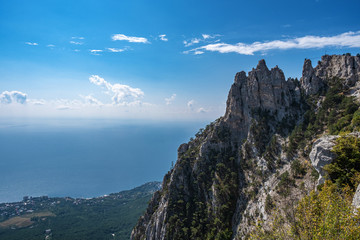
[1, 0, 360, 121]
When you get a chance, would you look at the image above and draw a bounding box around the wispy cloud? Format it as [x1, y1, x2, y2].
[72, 36, 85, 40]
[90, 49, 103, 55]
[184, 34, 220, 47]
[112, 34, 149, 43]
[188, 31, 360, 55]
[159, 34, 168, 41]
[0, 91, 27, 104]
[25, 42, 38, 46]
[187, 99, 195, 110]
[57, 105, 72, 110]
[165, 94, 176, 105]
[47, 44, 55, 47]
[107, 48, 126, 53]
[27, 99, 46, 105]
[80, 95, 103, 106]
[194, 51, 204, 55]
[89, 75, 144, 105]
[202, 34, 211, 40]
[70, 41, 83, 45]
[183, 38, 200, 47]
[197, 107, 208, 113]
[201, 34, 219, 40]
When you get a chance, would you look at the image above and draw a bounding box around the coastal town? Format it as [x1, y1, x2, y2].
[0, 192, 134, 223]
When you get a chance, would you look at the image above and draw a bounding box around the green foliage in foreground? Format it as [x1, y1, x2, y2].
[0, 182, 160, 240]
[252, 132, 360, 240]
[251, 181, 360, 240]
[324, 134, 360, 190]
[287, 78, 360, 155]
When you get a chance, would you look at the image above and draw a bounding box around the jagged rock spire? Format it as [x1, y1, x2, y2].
[300, 59, 323, 95]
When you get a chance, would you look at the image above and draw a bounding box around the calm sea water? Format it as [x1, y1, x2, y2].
[0, 119, 206, 203]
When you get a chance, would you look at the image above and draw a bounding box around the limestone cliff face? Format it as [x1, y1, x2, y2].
[309, 135, 338, 185]
[301, 54, 360, 94]
[224, 60, 301, 141]
[131, 54, 360, 240]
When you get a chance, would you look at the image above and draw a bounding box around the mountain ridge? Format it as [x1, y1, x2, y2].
[131, 54, 360, 240]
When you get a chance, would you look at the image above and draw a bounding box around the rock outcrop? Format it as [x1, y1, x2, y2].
[301, 59, 324, 95]
[316, 54, 360, 87]
[131, 54, 360, 240]
[224, 60, 302, 140]
[301, 54, 360, 95]
[353, 183, 360, 210]
[309, 135, 338, 185]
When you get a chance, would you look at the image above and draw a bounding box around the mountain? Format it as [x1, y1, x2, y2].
[0, 182, 161, 240]
[131, 54, 360, 240]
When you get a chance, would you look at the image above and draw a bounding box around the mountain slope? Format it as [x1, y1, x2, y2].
[0, 182, 161, 240]
[131, 54, 360, 240]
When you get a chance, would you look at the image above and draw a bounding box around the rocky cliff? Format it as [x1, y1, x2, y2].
[131, 54, 360, 240]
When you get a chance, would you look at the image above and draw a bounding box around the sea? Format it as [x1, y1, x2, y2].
[0, 118, 207, 203]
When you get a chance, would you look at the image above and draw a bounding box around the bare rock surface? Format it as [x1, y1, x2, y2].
[352, 183, 360, 210]
[309, 135, 338, 184]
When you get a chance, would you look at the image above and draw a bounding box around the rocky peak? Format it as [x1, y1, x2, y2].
[131, 54, 360, 240]
[256, 59, 270, 72]
[234, 71, 247, 85]
[315, 54, 360, 86]
[300, 59, 323, 95]
[301, 54, 360, 95]
[224, 59, 301, 140]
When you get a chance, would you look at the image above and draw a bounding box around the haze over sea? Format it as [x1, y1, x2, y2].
[0, 119, 206, 203]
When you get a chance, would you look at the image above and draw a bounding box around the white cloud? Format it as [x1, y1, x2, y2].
[25, 42, 38, 46]
[197, 107, 208, 113]
[194, 51, 204, 55]
[47, 44, 55, 47]
[27, 99, 46, 105]
[57, 105, 71, 110]
[184, 38, 200, 47]
[187, 100, 195, 110]
[184, 34, 220, 47]
[107, 48, 125, 53]
[0, 91, 27, 104]
[112, 34, 149, 43]
[70, 41, 83, 45]
[189, 31, 360, 55]
[80, 95, 103, 106]
[72, 36, 84, 40]
[90, 49, 103, 55]
[165, 94, 176, 105]
[202, 34, 211, 40]
[159, 34, 168, 41]
[89, 75, 144, 105]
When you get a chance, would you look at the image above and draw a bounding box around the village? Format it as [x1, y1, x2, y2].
[0, 193, 124, 223]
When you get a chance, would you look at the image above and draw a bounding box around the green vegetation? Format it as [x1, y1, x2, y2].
[295, 181, 360, 240]
[324, 134, 360, 190]
[0, 212, 55, 229]
[251, 181, 360, 240]
[276, 171, 295, 197]
[164, 124, 239, 240]
[0, 182, 160, 240]
[265, 194, 274, 214]
[286, 77, 360, 156]
[251, 75, 360, 239]
[290, 159, 306, 178]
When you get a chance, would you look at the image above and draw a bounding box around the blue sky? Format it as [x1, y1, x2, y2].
[1, 0, 360, 121]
